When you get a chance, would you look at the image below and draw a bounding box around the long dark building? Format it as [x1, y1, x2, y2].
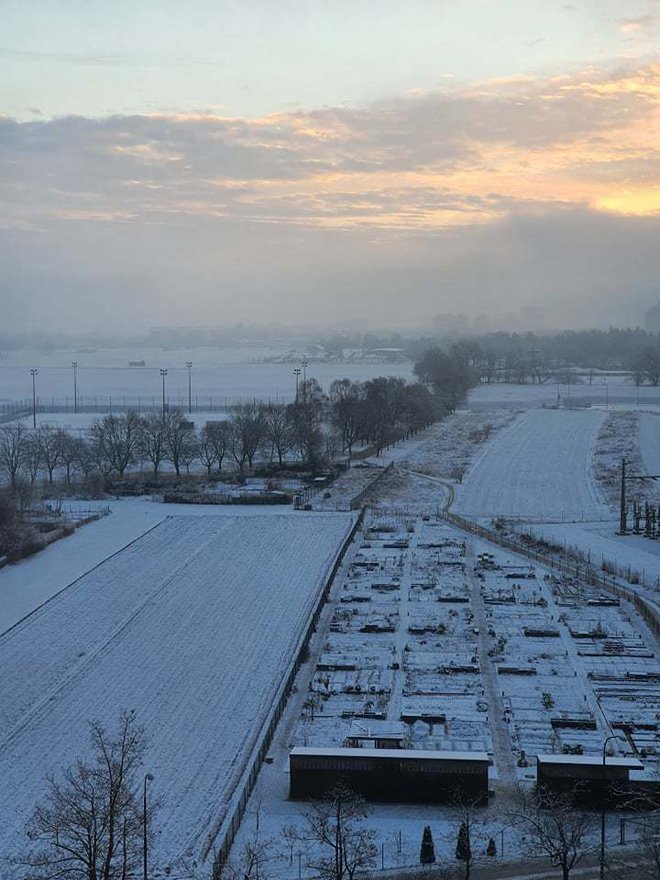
[289, 747, 491, 804]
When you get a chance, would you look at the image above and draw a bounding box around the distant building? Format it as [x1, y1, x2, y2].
[644, 303, 660, 333]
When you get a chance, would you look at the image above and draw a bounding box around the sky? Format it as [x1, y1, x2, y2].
[2, 0, 660, 335]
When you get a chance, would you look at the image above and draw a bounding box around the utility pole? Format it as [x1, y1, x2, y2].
[186, 361, 193, 414]
[30, 368, 38, 429]
[143, 773, 154, 880]
[293, 368, 301, 404]
[619, 458, 627, 534]
[160, 369, 168, 415]
[71, 361, 78, 414]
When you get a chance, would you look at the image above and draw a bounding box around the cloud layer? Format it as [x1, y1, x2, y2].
[2, 60, 660, 331]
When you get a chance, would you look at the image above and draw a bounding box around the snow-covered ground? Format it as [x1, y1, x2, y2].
[0, 347, 412, 407]
[0, 497, 299, 634]
[639, 412, 660, 475]
[468, 378, 660, 410]
[0, 513, 354, 874]
[454, 409, 608, 521]
[9, 410, 229, 433]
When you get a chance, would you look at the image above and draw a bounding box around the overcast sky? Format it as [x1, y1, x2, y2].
[2, 0, 660, 334]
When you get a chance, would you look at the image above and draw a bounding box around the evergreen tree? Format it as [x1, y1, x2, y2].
[456, 821, 471, 863]
[419, 825, 436, 864]
[486, 836, 497, 857]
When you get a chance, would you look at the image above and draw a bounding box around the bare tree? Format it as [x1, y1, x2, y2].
[263, 403, 293, 466]
[451, 795, 485, 880]
[24, 434, 43, 485]
[303, 783, 377, 880]
[230, 404, 265, 472]
[207, 421, 232, 473]
[0, 422, 28, 488]
[329, 380, 363, 458]
[215, 832, 279, 880]
[198, 425, 219, 476]
[37, 426, 65, 484]
[163, 409, 195, 477]
[23, 710, 154, 880]
[510, 787, 596, 880]
[138, 414, 167, 477]
[59, 434, 80, 486]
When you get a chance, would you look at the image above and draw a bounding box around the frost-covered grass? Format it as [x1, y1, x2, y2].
[592, 411, 648, 508]
[0, 513, 354, 872]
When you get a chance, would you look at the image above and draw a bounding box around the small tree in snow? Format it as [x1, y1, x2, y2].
[303, 783, 377, 880]
[420, 825, 436, 864]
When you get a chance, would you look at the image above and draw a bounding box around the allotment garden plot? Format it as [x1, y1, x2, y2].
[0, 512, 354, 872]
[472, 541, 660, 779]
[296, 514, 492, 759]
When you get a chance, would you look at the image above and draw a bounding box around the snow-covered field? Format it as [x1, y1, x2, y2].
[454, 409, 607, 521]
[0, 497, 298, 634]
[0, 347, 412, 407]
[468, 378, 660, 410]
[0, 513, 354, 874]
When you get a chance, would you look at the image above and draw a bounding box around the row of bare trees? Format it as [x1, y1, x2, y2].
[0, 377, 440, 490]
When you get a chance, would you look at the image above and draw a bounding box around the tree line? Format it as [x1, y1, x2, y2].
[0, 375, 456, 494]
[408, 328, 660, 385]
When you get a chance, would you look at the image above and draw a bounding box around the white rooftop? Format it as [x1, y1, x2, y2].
[537, 753, 643, 768]
[291, 747, 491, 762]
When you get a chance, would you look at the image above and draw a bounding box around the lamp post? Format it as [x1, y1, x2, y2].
[186, 362, 193, 414]
[71, 361, 78, 414]
[143, 772, 154, 880]
[30, 368, 38, 429]
[159, 369, 168, 415]
[600, 735, 619, 879]
[293, 368, 301, 404]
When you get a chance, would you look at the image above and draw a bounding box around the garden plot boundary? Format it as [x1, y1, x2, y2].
[442, 510, 660, 638]
[205, 508, 366, 867]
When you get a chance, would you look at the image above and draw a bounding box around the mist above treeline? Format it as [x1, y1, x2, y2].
[3, 324, 660, 374]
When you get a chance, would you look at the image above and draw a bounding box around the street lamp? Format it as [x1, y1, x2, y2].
[600, 735, 619, 879]
[30, 368, 38, 429]
[293, 368, 301, 403]
[159, 369, 168, 415]
[186, 362, 193, 414]
[143, 772, 154, 880]
[71, 361, 78, 414]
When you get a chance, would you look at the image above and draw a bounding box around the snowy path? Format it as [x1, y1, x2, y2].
[466, 546, 517, 789]
[454, 409, 608, 520]
[0, 513, 353, 871]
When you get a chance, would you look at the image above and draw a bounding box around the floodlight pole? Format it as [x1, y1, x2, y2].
[186, 361, 193, 414]
[71, 361, 78, 413]
[293, 368, 301, 404]
[160, 369, 168, 415]
[30, 369, 38, 429]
